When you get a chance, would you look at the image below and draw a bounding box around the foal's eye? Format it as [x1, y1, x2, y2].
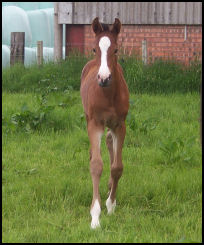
[93, 48, 96, 53]
[114, 49, 118, 54]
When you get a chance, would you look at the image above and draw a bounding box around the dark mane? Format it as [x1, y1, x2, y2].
[101, 23, 109, 32]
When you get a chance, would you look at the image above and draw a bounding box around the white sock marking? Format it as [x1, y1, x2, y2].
[106, 192, 116, 215]
[98, 36, 111, 80]
[90, 199, 101, 229]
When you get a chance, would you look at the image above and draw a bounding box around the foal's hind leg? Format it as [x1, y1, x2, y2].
[106, 129, 114, 193]
[106, 122, 126, 214]
[88, 120, 104, 229]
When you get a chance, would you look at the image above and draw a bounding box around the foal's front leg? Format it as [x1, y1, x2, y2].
[87, 120, 104, 229]
[106, 122, 126, 214]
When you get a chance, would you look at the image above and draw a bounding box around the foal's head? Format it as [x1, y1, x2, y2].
[92, 17, 121, 87]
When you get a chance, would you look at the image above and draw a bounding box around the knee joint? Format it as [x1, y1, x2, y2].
[90, 158, 103, 177]
[111, 164, 123, 179]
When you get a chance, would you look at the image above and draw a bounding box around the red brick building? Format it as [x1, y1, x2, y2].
[55, 2, 202, 65]
[84, 24, 202, 64]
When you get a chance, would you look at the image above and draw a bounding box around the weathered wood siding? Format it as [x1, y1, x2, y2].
[58, 2, 202, 25]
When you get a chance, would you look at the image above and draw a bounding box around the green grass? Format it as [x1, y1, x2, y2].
[2, 88, 202, 243]
[2, 57, 202, 242]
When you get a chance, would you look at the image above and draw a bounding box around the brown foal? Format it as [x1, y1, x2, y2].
[80, 17, 129, 229]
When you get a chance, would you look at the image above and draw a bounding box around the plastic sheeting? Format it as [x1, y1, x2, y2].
[2, 2, 54, 11]
[27, 8, 54, 47]
[2, 6, 32, 47]
[2, 2, 65, 68]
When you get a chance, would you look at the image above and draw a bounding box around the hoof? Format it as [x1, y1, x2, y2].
[91, 218, 100, 229]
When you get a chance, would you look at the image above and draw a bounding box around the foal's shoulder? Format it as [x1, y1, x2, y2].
[81, 59, 96, 81]
[117, 62, 124, 73]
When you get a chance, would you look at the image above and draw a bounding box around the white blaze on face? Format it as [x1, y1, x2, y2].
[98, 36, 111, 80]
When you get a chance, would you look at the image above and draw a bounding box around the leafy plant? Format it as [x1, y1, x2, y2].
[11, 102, 55, 133]
[139, 117, 159, 134]
[8, 84, 80, 133]
[159, 137, 196, 164]
[126, 112, 159, 134]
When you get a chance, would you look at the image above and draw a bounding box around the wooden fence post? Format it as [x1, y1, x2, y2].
[54, 2, 63, 62]
[10, 32, 25, 66]
[142, 39, 147, 65]
[37, 41, 43, 66]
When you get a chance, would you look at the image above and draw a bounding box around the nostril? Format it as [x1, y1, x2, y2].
[108, 74, 112, 80]
[98, 74, 100, 79]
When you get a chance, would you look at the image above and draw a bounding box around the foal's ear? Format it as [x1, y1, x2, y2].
[111, 18, 121, 35]
[92, 17, 103, 35]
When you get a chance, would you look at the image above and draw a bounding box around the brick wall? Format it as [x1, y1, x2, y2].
[84, 24, 202, 65]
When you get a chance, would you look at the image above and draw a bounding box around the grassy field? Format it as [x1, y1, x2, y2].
[2, 58, 202, 243]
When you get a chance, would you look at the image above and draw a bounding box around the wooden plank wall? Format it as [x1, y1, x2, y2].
[58, 2, 202, 25]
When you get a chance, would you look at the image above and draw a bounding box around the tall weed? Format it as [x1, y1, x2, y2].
[2, 55, 201, 94]
[119, 56, 201, 94]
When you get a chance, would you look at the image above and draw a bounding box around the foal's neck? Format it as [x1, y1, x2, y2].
[110, 62, 120, 87]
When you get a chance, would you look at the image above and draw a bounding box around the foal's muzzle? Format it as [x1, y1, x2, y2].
[98, 74, 112, 87]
